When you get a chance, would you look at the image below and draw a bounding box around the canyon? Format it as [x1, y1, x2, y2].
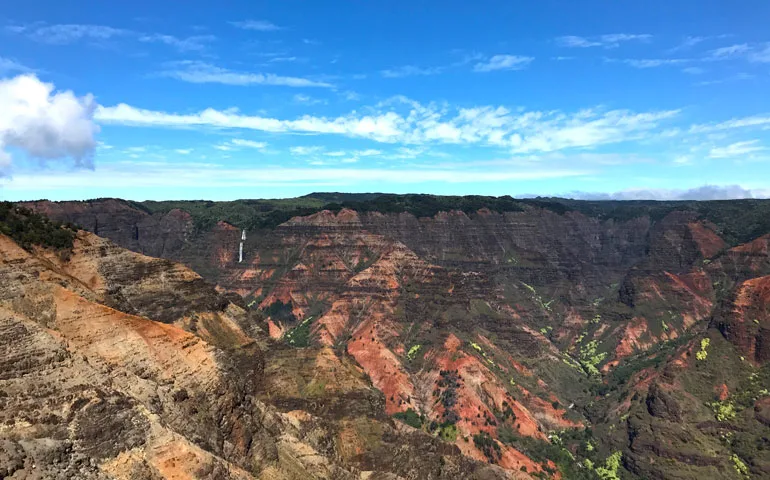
[4, 194, 770, 479]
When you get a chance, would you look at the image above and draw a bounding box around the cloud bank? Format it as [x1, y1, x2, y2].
[566, 185, 768, 201]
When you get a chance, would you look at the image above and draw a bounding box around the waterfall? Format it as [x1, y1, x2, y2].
[239, 229, 246, 263]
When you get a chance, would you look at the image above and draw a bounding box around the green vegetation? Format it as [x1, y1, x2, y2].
[406, 344, 422, 361]
[578, 340, 607, 377]
[0, 202, 77, 251]
[139, 197, 327, 231]
[111, 194, 770, 250]
[731, 454, 750, 478]
[595, 451, 622, 480]
[468, 341, 495, 365]
[326, 193, 528, 218]
[438, 423, 458, 442]
[473, 432, 501, 463]
[392, 408, 423, 429]
[520, 281, 553, 312]
[710, 400, 736, 421]
[262, 300, 297, 324]
[284, 316, 314, 347]
[696, 338, 711, 361]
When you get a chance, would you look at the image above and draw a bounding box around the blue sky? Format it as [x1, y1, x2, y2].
[1, 0, 769, 201]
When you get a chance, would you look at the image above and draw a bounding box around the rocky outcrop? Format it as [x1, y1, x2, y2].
[713, 275, 770, 364]
[0, 230, 516, 479]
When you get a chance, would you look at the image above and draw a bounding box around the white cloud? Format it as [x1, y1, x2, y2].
[7, 22, 216, 53]
[706, 43, 750, 60]
[609, 58, 690, 68]
[0, 74, 99, 172]
[230, 20, 282, 31]
[293, 93, 327, 105]
[668, 36, 707, 53]
[95, 97, 680, 153]
[709, 140, 765, 158]
[269, 56, 300, 63]
[357, 149, 382, 157]
[689, 114, 770, 133]
[695, 72, 753, 86]
[749, 43, 770, 63]
[230, 139, 267, 149]
[381, 65, 444, 78]
[667, 35, 731, 54]
[19, 23, 129, 44]
[0, 57, 32, 74]
[158, 61, 333, 88]
[138, 34, 215, 52]
[473, 55, 534, 72]
[567, 185, 763, 200]
[290, 146, 325, 155]
[175, 149, 192, 154]
[682, 67, 705, 75]
[214, 139, 267, 151]
[557, 34, 652, 48]
[557, 36, 601, 48]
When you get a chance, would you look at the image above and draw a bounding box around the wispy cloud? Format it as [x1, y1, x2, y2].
[6, 22, 216, 53]
[682, 66, 705, 75]
[14, 23, 130, 44]
[293, 94, 327, 105]
[95, 96, 680, 154]
[138, 33, 216, 52]
[749, 43, 770, 63]
[668, 36, 708, 53]
[269, 56, 301, 63]
[709, 140, 765, 159]
[157, 61, 333, 88]
[695, 72, 753, 86]
[381, 65, 444, 78]
[215, 139, 268, 151]
[706, 43, 751, 60]
[703, 42, 770, 63]
[689, 114, 770, 133]
[230, 20, 282, 31]
[607, 58, 690, 68]
[230, 139, 267, 149]
[0, 56, 32, 74]
[666, 35, 731, 54]
[473, 55, 534, 72]
[556, 33, 652, 49]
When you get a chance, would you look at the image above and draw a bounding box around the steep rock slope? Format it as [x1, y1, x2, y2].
[0, 224, 514, 479]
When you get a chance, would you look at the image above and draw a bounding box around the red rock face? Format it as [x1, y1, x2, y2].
[687, 221, 726, 259]
[714, 275, 770, 364]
